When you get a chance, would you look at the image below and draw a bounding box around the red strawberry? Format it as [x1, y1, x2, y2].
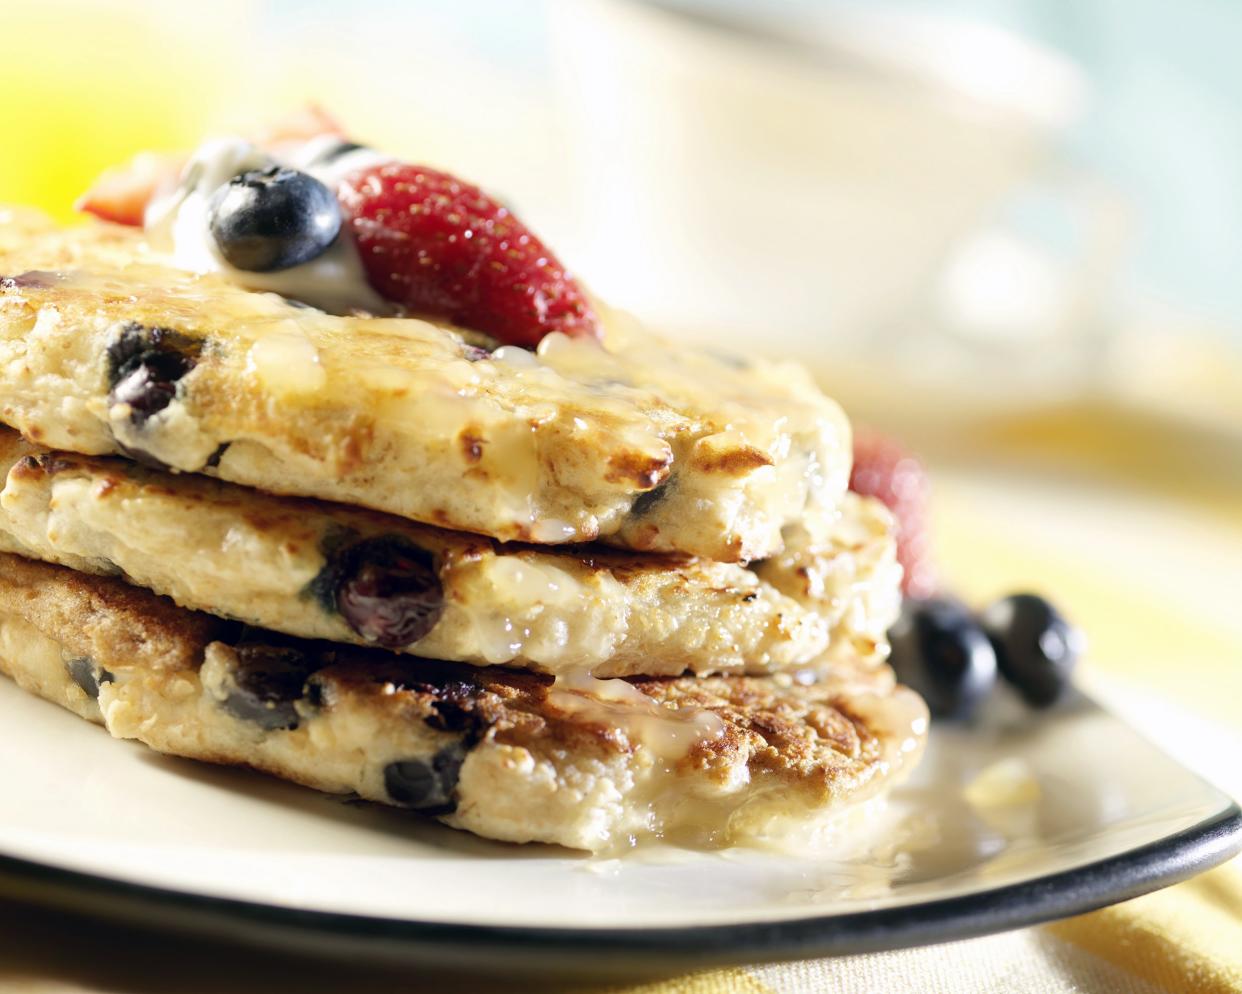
[339, 163, 599, 347]
[849, 430, 937, 598]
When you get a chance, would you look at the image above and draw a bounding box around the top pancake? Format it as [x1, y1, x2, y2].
[0, 208, 851, 561]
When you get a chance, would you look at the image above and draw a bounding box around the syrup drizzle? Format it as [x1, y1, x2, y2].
[548, 669, 726, 761]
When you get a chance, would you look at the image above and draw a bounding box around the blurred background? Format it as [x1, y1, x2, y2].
[2, 0, 1239, 733]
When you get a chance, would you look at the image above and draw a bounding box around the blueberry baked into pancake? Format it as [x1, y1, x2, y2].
[0, 119, 927, 850]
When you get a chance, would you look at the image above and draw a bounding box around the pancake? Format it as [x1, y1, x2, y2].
[755, 492, 903, 667]
[0, 208, 851, 562]
[0, 552, 927, 851]
[0, 429, 903, 677]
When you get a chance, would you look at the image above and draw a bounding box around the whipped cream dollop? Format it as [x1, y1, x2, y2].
[144, 135, 392, 314]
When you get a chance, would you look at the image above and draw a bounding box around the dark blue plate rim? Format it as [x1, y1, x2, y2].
[0, 800, 1237, 975]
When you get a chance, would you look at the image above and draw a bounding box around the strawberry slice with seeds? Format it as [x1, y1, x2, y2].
[339, 162, 599, 347]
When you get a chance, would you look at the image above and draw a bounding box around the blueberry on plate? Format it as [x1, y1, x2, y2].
[208, 166, 341, 272]
[888, 597, 998, 720]
[980, 593, 1084, 707]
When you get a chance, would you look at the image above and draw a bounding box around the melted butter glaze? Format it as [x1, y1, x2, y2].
[245, 320, 327, 397]
[549, 669, 727, 762]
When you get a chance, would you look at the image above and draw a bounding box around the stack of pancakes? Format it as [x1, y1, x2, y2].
[0, 207, 926, 851]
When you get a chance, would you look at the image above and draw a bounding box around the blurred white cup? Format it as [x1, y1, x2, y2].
[549, 0, 1087, 355]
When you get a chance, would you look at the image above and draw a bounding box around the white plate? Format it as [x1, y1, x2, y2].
[0, 677, 1236, 978]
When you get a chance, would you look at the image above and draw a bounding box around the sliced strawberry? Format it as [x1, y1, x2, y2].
[75, 150, 183, 226]
[339, 163, 600, 347]
[849, 429, 937, 598]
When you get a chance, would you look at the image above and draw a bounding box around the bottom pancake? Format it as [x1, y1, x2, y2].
[0, 553, 927, 852]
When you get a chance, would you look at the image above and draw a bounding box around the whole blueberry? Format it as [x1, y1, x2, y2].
[980, 593, 1083, 707]
[208, 166, 341, 272]
[888, 598, 998, 720]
